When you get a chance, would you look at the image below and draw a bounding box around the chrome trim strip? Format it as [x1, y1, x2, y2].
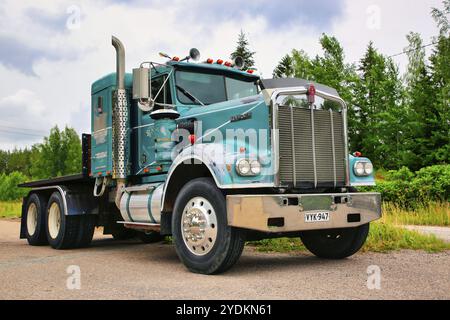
[350, 182, 376, 186]
[310, 104, 317, 188]
[330, 109, 337, 187]
[29, 186, 68, 216]
[270, 100, 280, 186]
[124, 184, 157, 193]
[290, 105, 297, 186]
[342, 106, 350, 186]
[117, 221, 160, 226]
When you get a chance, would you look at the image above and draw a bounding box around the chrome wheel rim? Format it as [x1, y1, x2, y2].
[48, 202, 61, 239]
[181, 197, 218, 256]
[26, 203, 38, 236]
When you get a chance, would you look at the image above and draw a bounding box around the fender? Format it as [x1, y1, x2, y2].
[26, 185, 98, 216]
[161, 143, 274, 212]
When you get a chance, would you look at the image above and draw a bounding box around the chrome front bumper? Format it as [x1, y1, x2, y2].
[226, 193, 382, 233]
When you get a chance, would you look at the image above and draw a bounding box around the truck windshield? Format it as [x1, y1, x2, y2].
[175, 70, 258, 105]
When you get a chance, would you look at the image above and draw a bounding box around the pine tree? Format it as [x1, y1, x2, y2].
[428, 0, 450, 165]
[230, 30, 255, 71]
[354, 42, 405, 168]
[273, 54, 294, 78]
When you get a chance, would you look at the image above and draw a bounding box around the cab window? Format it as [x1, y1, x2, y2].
[151, 75, 172, 105]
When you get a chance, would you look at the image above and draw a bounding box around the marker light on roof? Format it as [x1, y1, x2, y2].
[216, 59, 223, 65]
[307, 84, 316, 104]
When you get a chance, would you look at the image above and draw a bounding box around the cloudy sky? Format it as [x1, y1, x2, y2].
[0, 0, 444, 150]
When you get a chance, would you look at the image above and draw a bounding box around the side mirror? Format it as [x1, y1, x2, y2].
[132, 67, 153, 111]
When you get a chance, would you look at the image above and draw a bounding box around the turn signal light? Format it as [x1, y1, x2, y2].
[189, 134, 196, 145]
[308, 84, 316, 104]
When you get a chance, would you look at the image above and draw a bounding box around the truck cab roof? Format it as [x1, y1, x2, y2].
[167, 61, 260, 80]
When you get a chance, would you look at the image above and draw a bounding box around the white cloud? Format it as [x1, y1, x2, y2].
[0, 0, 444, 150]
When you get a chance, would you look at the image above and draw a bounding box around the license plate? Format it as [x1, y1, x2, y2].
[305, 212, 330, 223]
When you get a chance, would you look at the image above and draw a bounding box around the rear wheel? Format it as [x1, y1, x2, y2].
[46, 192, 96, 249]
[172, 178, 245, 274]
[25, 193, 48, 246]
[300, 223, 370, 259]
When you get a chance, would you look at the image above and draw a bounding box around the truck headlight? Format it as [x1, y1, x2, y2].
[236, 159, 261, 176]
[250, 160, 261, 175]
[364, 162, 373, 175]
[353, 161, 373, 177]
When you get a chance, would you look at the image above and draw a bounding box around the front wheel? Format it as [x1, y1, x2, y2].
[172, 178, 245, 275]
[300, 224, 370, 259]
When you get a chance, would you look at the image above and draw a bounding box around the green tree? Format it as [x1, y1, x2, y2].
[230, 30, 255, 71]
[354, 42, 405, 168]
[428, 0, 450, 165]
[30, 126, 82, 179]
[273, 54, 294, 78]
[0, 150, 7, 174]
[0, 171, 28, 201]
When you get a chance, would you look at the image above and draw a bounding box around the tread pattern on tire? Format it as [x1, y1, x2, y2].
[25, 193, 48, 246]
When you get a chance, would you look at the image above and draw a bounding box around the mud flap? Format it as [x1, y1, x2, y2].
[19, 196, 27, 239]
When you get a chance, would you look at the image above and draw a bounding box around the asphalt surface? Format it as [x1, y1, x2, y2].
[0, 219, 449, 300]
[403, 225, 450, 242]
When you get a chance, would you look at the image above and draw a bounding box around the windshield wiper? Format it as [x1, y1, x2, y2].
[176, 85, 205, 106]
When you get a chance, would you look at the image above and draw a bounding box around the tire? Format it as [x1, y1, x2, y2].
[300, 223, 370, 259]
[45, 191, 96, 249]
[172, 178, 245, 275]
[24, 193, 48, 246]
[137, 231, 164, 244]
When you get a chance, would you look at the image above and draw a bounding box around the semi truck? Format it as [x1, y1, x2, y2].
[19, 36, 381, 275]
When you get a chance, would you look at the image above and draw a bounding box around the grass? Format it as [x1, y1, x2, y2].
[0, 200, 22, 218]
[381, 202, 449, 226]
[362, 221, 450, 253]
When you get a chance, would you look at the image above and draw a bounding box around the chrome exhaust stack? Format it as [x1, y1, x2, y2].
[111, 36, 129, 207]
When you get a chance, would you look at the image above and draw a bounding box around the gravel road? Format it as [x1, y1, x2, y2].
[0, 219, 449, 300]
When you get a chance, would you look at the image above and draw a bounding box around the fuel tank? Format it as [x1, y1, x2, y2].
[119, 183, 163, 223]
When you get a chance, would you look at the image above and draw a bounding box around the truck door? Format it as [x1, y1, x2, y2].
[135, 73, 173, 175]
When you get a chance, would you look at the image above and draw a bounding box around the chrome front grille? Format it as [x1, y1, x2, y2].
[277, 105, 346, 188]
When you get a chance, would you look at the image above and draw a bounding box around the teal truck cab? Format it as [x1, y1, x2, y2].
[20, 37, 381, 274]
